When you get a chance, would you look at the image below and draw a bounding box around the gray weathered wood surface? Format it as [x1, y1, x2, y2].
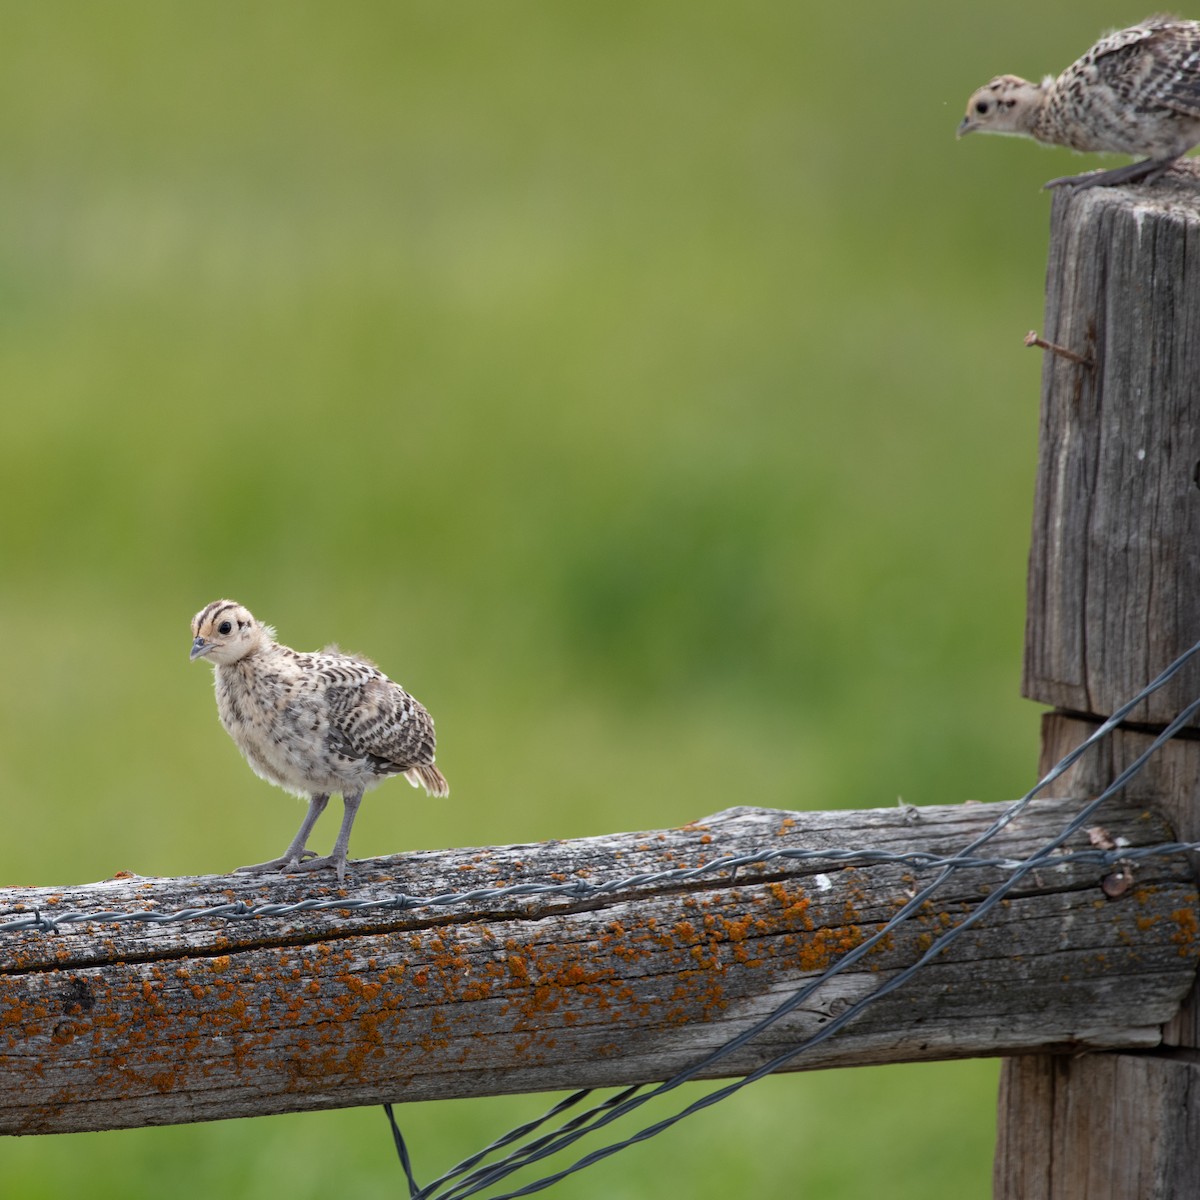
[1022, 167, 1200, 727]
[1037, 713, 1200, 1048]
[0, 798, 1195, 1135]
[994, 717, 1200, 1200]
[998, 173, 1200, 1200]
[995, 1054, 1200, 1200]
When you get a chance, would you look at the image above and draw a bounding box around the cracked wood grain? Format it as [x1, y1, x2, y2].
[1022, 172, 1200, 726]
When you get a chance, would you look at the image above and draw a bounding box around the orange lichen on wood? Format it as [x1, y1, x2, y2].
[1170, 907, 1199, 955]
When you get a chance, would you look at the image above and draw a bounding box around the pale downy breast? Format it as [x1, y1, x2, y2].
[215, 656, 373, 797]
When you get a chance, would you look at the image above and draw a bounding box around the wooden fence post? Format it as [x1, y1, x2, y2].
[995, 170, 1200, 1199]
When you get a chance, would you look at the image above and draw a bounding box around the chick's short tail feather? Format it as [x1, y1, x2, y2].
[405, 763, 450, 798]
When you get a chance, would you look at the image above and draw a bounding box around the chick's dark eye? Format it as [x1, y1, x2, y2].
[975, 100, 989, 114]
[218, 621, 233, 635]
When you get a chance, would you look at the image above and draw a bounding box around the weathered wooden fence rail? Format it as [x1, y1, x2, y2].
[0, 797, 1195, 1135]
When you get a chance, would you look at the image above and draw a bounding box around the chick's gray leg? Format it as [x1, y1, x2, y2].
[235, 793, 330, 875]
[295, 790, 364, 884]
[1044, 156, 1177, 191]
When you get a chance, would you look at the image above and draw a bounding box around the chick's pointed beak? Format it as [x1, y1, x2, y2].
[190, 637, 210, 661]
[957, 116, 975, 139]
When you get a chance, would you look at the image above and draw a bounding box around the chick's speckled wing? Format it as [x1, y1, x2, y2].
[1089, 21, 1164, 62]
[319, 653, 437, 772]
[1144, 23, 1200, 117]
[1093, 21, 1200, 117]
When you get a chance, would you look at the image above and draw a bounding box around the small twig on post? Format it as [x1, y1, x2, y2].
[1024, 329, 1094, 368]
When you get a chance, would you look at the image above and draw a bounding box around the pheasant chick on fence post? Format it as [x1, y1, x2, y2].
[189, 600, 448, 884]
[958, 17, 1200, 190]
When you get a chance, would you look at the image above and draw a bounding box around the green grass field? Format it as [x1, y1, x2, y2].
[0, 1, 1148, 1195]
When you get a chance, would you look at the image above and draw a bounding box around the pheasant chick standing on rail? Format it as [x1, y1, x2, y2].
[190, 600, 448, 883]
[958, 17, 1200, 189]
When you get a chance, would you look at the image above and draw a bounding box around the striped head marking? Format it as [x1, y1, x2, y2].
[190, 600, 267, 664]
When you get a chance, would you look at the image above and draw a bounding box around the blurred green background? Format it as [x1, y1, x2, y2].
[0, 0, 1149, 1195]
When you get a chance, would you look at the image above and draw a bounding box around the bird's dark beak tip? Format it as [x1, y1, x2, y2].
[189, 639, 207, 661]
